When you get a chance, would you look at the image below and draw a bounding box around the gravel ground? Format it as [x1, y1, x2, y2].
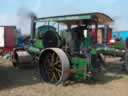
[0, 57, 128, 96]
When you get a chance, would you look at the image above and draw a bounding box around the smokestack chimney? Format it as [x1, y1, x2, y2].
[30, 15, 37, 39]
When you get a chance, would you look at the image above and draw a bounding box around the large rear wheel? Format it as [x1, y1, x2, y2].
[39, 48, 70, 85]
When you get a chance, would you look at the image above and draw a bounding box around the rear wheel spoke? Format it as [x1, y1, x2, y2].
[54, 72, 58, 81]
[53, 60, 60, 66]
[55, 67, 62, 73]
[51, 72, 57, 82]
[51, 73, 54, 81]
[51, 52, 55, 63]
[54, 68, 61, 80]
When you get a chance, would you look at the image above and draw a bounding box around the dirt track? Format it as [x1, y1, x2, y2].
[0, 57, 128, 96]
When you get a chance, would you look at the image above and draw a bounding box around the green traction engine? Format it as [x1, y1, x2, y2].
[12, 13, 113, 84]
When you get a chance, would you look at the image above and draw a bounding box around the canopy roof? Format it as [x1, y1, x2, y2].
[35, 12, 113, 25]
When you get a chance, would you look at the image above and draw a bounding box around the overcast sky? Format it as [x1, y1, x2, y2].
[0, 0, 127, 33]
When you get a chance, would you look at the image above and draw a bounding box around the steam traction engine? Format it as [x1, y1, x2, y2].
[12, 13, 113, 84]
